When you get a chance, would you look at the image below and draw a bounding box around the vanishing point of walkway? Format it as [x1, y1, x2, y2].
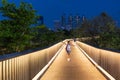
[40, 41, 107, 80]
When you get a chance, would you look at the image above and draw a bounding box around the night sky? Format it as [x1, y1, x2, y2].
[1, 0, 120, 29]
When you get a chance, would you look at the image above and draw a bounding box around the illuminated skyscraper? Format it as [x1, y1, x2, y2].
[54, 20, 61, 31]
[68, 14, 73, 29]
[61, 13, 66, 29]
[82, 15, 86, 22]
[74, 15, 80, 27]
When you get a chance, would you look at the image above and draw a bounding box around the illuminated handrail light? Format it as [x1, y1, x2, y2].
[76, 44, 116, 80]
[32, 44, 65, 80]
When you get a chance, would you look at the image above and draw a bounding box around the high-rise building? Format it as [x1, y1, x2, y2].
[54, 20, 61, 31]
[74, 15, 80, 27]
[37, 16, 44, 25]
[68, 14, 74, 29]
[61, 14, 66, 29]
[82, 15, 87, 22]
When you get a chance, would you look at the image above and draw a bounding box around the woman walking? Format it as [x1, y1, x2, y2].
[66, 41, 71, 61]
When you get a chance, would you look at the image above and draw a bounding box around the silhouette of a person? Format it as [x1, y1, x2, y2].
[66, 41, 71, 61]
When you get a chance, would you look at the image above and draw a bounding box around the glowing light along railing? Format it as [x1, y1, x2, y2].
[32, 44, 65, 80]
[76, 42, 116, 80]
[0, 42, 63, 80]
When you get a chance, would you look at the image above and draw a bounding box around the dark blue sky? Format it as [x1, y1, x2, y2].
[1, 0, 120, 29]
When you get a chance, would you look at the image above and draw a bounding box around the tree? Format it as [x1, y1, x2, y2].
[31, 25, 49, 47]
[90, 12, 120, 50]
[0, 0, 38, 54]
[98, 25, 120, 50]
[92, 12, 115, 34]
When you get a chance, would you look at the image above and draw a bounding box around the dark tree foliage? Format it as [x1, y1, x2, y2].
[73, 12, 120, 50]
[0, 0, 38, 54]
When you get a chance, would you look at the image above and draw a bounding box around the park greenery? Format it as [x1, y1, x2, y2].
[0, 0, 120, 55]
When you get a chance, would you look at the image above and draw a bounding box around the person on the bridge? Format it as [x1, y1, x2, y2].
[66, 40, 71, 61]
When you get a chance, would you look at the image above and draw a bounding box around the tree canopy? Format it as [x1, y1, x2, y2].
[0, 0, 39, 54]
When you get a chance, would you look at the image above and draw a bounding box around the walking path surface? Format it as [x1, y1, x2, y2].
[40, 41, 107, 80]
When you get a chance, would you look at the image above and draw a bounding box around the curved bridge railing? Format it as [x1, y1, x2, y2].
[77, 41, 120, 80]
[0, 41, 64, 80]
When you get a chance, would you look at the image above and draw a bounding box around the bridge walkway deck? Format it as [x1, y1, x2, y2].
[40, 42, 107, 80]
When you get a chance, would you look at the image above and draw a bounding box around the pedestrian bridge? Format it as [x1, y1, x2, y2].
[0, 40, 119, 80]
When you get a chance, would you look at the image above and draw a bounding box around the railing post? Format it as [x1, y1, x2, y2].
[3, 61, 5, 80]
[0, 61, 2, 80]
[6, 60, 9, 80]
[11, 58, 15, 80]
[9, 59, 12, 80]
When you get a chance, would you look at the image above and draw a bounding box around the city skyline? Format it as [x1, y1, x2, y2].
[54, 14, 85, 31]
[1, 0, 120, 29]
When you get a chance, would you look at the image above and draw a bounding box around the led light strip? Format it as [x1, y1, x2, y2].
[32, 44, 65, 80]
[76, 44, 115, 80]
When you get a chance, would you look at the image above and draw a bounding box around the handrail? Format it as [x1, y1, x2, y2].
[32, 44, 65, 80]
[0, 42, 63, 80]
[76, 44, 116, 80]
[0, 48, 43, 61]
